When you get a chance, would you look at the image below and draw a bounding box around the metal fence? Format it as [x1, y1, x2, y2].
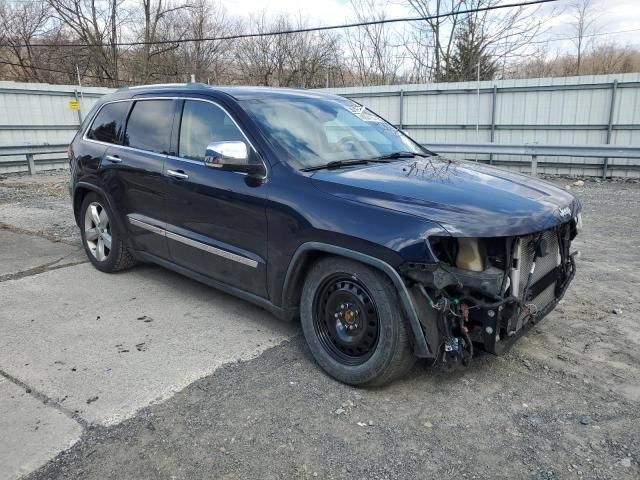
[2, 74, 640, 177]
[0, 144, 68, 174]
[321, 72, 640, 178]
[426, 142, 640, 176]
[0, 81, 113, 173]
[5, 142, 639, 179]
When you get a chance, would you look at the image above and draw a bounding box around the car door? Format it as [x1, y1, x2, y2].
[97, 98, 178, 258]
[163, 99, 269, 297]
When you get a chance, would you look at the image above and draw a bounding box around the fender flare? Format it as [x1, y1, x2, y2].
[283, 242, 433, 358]
[73, 181, 127, 236]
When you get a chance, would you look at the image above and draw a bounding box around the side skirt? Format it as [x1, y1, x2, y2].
[135, 251, 286, 320]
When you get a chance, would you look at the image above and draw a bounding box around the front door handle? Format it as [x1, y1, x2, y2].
[105, 154, 122, 163]
[167, 169, 189, 180]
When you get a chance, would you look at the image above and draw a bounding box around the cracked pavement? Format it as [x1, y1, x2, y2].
[0, 172, 296, 479]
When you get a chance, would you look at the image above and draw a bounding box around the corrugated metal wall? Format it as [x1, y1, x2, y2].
[321, 73, 640, 177]
[0, 82, 114, 173]
[1, 74, 639, 176]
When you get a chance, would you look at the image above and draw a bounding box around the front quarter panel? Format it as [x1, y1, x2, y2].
[266, 162, 447, 306]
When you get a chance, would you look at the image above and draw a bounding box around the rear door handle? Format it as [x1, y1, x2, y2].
[167, 169, 189, 180]
[105, 154, 122, 163]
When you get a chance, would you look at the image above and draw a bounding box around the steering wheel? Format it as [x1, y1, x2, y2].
[336, 136, 361, 154]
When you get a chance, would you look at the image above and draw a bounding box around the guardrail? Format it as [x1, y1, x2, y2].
[0, 144, 68, 174]
[424, 142, 640, 178]
[2, 142, 640, 177]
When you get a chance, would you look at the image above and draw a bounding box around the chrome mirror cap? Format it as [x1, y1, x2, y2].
[204, 141, 248, 168]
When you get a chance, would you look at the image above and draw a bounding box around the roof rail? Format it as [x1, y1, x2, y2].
[115, 82, 211, 93]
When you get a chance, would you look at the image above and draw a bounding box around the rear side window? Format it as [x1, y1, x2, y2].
[86, 102, 130, 144]
[123, 100, 175, 154]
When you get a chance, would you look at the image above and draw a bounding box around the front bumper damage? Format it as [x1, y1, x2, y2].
[400, 220, 578, 366]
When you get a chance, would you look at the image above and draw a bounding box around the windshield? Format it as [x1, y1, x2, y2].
[241, 96, 426, 170]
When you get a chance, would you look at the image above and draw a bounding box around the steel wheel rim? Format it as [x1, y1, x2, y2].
[312, 274, 380, 366]
[84, 201, 111, 262]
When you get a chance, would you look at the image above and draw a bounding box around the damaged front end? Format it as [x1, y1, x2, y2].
[400, 217, 581, 367]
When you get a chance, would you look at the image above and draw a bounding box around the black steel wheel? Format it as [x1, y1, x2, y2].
[313, 274, 380, 365]
[301, 257, 416, 386]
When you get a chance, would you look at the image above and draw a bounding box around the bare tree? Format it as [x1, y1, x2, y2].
[130, 0, 191, 83]
[45, 0, 129, 86]
[569, 0, 598, 75]
[509, 43, 640, 79]
[2, 0, 635, 87]
[175, 0, 239, 84]
[344, 0, 403, 86]
[402, 23, 435, 84]
[286, 14, 340, 88]
[404, 0, 554, 81]
[0, 0, 67, 82]
[405, 0, 462, 81]
[234, 12, 339, 87]
[233, 12, 281, 86]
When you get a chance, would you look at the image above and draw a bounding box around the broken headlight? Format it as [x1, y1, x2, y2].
[429, 237, 507, 273]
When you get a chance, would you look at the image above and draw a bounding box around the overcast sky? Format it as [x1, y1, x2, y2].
[223, 0, 640, 51]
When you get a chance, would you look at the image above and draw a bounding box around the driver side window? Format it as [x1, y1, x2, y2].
[178, 100, 246, 162]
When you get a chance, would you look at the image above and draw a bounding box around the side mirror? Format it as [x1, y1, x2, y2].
[204, 141, 266, 178]
[205, 141, 247, 166]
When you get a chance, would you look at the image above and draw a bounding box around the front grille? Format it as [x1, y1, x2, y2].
[517, 229, 561, 313]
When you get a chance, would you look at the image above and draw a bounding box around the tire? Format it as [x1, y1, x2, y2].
[79, 192, 137, 273]
[300, 257, 416, 387]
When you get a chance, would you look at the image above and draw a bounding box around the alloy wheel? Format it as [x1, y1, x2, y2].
[84, 201, 112, 261]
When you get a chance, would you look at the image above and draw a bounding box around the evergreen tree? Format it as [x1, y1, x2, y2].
[440, 17, 497, 82]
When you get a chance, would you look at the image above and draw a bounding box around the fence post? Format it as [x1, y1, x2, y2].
[26, 153, 36, 175]
[74, 88, 83, 124]
[489, 85, 497, 165]
[603, 79, 618, 179]
[531, 155, 538, 177]
[398, 89, 404, 130]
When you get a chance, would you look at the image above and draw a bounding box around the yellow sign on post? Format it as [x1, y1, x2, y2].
[69, 100, 81, 110]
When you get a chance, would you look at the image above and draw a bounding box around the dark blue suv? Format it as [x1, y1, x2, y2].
[69, 84, 581, 386]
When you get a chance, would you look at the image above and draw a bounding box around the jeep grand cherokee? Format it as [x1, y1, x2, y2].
[69, 84, 581, 386]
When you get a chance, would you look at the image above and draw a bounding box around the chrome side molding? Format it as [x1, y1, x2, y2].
[127, 215, 258, 268]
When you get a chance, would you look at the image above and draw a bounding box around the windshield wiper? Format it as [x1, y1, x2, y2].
[300, 151, 433, 172]
[375, 151, 432, 161]
[300, 159, 371, 172]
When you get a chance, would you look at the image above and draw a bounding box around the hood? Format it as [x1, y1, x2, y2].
[311, 158, 581, 237]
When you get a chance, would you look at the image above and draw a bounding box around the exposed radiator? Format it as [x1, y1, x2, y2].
[513, 229, 561, 315]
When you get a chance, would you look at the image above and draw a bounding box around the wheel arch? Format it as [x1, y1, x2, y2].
[73, 182, 127, 236]
[282, 242, 433, 358]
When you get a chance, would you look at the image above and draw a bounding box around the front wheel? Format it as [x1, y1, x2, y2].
[300, 257, 416, 386]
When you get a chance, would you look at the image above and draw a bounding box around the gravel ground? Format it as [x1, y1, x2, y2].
[0, 171, 79, 243]
[1, 170, 638, 480]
